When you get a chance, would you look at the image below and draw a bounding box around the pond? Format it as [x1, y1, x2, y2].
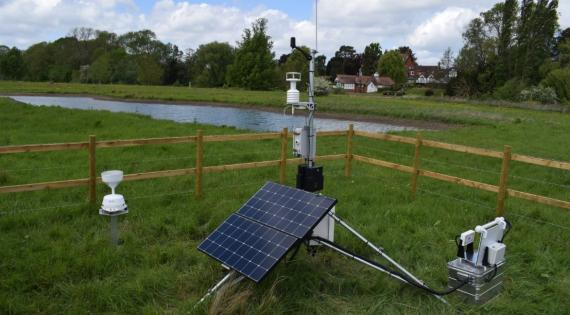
[9, 95, 416, 133]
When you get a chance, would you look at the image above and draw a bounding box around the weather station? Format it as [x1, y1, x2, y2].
[195, 1, 511, 310]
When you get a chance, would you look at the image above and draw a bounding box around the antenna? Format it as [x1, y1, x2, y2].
[315, 0, 318, 51]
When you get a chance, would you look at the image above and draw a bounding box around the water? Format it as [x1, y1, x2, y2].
[9, 95, 416, 133]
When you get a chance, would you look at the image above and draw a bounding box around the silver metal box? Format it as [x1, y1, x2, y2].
[447, 258, 505, 304]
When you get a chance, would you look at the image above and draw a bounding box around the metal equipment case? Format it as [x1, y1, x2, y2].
[447, 258, 506, 304]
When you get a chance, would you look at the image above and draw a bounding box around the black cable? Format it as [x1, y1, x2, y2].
[500, 219, 512, 243]
[312, 237, 470, 296]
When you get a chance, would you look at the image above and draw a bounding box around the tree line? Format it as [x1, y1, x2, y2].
[0, 17, 411, 91]
[452, 0, 569, 102]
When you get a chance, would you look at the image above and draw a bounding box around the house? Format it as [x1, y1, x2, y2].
[401, 51, 456, 84]
[334, 73, 395, 93]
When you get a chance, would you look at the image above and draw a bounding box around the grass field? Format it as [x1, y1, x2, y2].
[0, 87, 569, 314]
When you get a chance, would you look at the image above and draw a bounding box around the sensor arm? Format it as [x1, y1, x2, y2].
[290, 37, 312, 61]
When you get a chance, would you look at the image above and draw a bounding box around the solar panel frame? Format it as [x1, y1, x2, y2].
[198, 214, 298, 282]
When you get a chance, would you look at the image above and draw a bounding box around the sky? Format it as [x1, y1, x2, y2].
[1, 0, 569, 65]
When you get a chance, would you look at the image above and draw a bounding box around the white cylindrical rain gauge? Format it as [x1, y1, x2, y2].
[100, 170, 128, 214]
[286, 72, 301, 104]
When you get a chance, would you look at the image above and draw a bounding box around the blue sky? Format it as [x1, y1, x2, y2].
[1, 0, 569, 64]
[135, 0, 313, 19]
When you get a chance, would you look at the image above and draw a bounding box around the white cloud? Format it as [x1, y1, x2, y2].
[1, 0, 569, 65]
[407, 7, 478, 64]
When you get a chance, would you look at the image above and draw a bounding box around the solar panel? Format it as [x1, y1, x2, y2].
[198, 214, 297, 282]
[198, 181, 337, 282]
[237, 182, 337, 238]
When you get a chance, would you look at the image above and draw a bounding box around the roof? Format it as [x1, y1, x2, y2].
[335, 74, 394, 86]
[376, 76, 395, 86]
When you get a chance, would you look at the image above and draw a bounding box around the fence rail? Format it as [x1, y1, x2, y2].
[1, 127, 568, 215]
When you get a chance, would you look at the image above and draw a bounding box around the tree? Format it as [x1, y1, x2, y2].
[281, 46, 310, 90]
[89, 53, 111, 83]
[439, 47, 454, 70]
[515, 0, 559, 84]
[377, 50, 406, 87]
[494, 0, 518, 86]
[191, 42, 235, 87]
[137, 56, 163, 85]
[0, 46, 25, 80]
[227, 18, 276, 90]
[315, 55, 326, 76]
[361, 43, 382, 75]
[326, 45, 360, 79]
[23, 42, 51, 81]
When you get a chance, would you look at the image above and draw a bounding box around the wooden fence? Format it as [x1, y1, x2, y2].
[0, 126, 568, 217]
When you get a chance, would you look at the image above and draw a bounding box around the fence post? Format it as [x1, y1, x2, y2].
[344, 124, 354, 177]
[88, 135, 96, 204]
[496, 145, 512, 217]
[195, 130, 203, 199]
[410, 133, 423, 200]
[279, 128, 288, 184]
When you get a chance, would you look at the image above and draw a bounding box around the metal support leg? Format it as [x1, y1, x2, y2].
[327, 212, 448, 305]
[196, 271, 244, 307]
[110, 216, 119, 245]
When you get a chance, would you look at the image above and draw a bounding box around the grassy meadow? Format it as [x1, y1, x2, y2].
[0, 85, 569, 314]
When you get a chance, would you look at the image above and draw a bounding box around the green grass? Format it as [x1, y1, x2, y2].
[0, 92, 569, 314]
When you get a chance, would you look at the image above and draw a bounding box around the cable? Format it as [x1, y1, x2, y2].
[312, 237, 470, 296]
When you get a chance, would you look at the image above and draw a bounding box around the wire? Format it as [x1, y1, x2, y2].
[312, 237, 470, 296]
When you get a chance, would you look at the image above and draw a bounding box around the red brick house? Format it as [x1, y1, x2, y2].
[335, 73, 395, 93]
[401, 52, 456, 84]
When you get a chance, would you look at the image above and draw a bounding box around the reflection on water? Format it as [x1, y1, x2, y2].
[10, 95, 416, 133]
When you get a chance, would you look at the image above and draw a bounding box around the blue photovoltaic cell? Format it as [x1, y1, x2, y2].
[198, 214, 296, 282]
[198, 182, 337, 282]
[237, 182, 337, 238]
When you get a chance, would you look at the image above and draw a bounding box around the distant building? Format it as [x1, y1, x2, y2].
[335, 73, 395, 93]
[401, 52, 456, 84]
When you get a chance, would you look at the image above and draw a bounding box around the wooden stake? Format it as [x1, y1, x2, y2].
[410, 133, 422, 200]
[88, 135, 96, 204]
[195, 130, 203, 199]
[279, 128, 288, 184]
[344, 124, 354, 177]
[496, 145, 512, 217]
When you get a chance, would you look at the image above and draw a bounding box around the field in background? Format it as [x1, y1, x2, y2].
[0, 94, 569, 314]
[1, 81, 568, 126]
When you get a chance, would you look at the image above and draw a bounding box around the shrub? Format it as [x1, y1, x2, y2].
[541, 68, 570, 102]
[313, 77, 331, 96]
[494, 79, 525, 101]
[331, 87, 346, 95]
[519, 86, 558, 104]
[425, 89, 434, 97]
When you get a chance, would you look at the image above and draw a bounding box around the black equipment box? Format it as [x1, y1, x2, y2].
[296, 165, 324, 192]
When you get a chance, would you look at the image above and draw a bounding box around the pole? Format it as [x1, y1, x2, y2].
[88, 135, 96, 204]
[307, 49, 316, 167]
[280, 128, 288, 184]
[410, 133, 422, 200]
[195, 130, 203, 199]
[496, 145, 512, 217]
[344, 124, 354, 177]
[110, 215, 118, 245]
